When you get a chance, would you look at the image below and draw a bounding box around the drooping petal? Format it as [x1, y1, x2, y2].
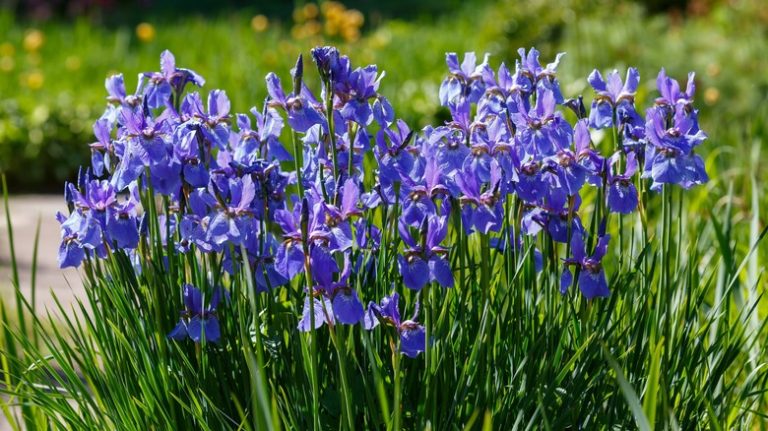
[275, 242, 305, 281]
[400, 324, 426, 358]
[58, 241, 85, 269]
[398, 256, 430, 291]
[578, 269, 610, 299]
[298, 296, 334, 331]
[560, 267, 573, 294]
[607, 182, 638, 214]
[310, 246, 339, 287]
[428, 257, 454, 288]
[186, 316, 203, 342]
[167, 319, 188, 341]
[589, 100, 614, 129]
[332, 290, 364, 324]
[106, 215, 140, 249]
[205, 318, 221, 343]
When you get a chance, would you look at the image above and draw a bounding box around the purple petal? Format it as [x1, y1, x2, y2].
[265, 73, 286, 103]
[203, 317, 221, 343]
[332, 290, 364, 324]
[560, 267, 573, 294]
[362, 304, 380, 330]
[167, 319, 188, 341]
[186, 317, 203, 342]
[106, 215, 139, 249]
[588, 69, 606, 92]
[605, 70, 623, 99]
[571, 232, 586, 262]
[593, 234, 611, 261]
[298, 296, 334, 331]
[589, 100, 614, 129]
[400, 324, 426, 358]
[311, 246, 339, 287]
[624, 67, 640, 94]
[183, 284, 203, 314]
[428, 257, 453, 288]
[208, 89, 230, 118]
[607, 182, 638, 214]
[58, 241, 85, 269]
[160, 50, 176, 77]
[578, 269, 610, 299]
[379, 293, 401, 325]
[445, 52, 461, 74]
[398, 256, 430, 291]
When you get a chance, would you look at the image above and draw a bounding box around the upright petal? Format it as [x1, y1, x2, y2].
[588, 69, 606, 92]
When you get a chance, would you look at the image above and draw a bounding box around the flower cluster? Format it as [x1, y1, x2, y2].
[57, 47, 708, 357]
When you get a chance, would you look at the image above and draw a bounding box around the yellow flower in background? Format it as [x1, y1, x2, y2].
[251, 15, 269, 32]
[25, 71, 44, 89]
[341, 26, 360, 43]
[304, 20, 322, 37]
[0, 56, 13, 72]
[0, 42, 14, 56]
[345, 9, 364, 28]
[23, 29, 44, 52]
[136, 23, 156, 43]
[303, 3, 319, 20]
[291, 2, 364, 42]
[704, 87, 719, 105]
[321, 1, 344, 18]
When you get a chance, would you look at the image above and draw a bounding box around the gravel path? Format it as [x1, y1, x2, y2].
[0, 195, 83, 313]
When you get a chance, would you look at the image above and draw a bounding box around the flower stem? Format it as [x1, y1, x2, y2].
[392, 337, 402, 431]
[423, 284, 432, 426]
[325, 80, 339, 200]
[329, 324, 354, 430]
[240, 244, 272, 430]
[303, 253, 321, 431]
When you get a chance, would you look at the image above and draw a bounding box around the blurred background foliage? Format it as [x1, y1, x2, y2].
[0, 0, 766, 191]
